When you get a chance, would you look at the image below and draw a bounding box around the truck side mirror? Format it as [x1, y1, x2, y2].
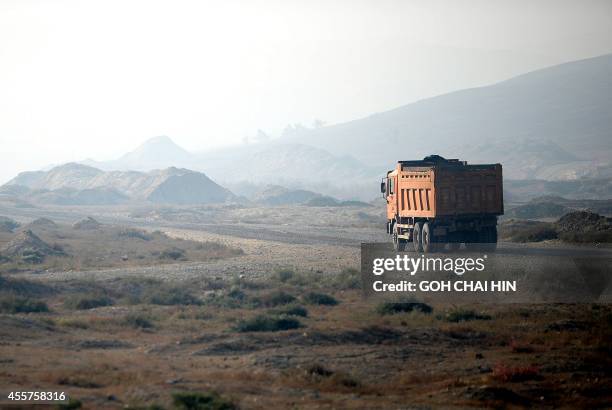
[380, 181, 386, 194]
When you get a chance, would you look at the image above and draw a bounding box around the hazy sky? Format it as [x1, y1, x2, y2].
[1, 0, 611, 182]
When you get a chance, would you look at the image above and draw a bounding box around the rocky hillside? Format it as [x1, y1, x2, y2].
[282, 54, 612, 181]
[4, 164, 235, 205]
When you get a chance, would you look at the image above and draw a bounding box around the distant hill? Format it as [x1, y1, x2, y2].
[4, 164, 234, 205]
[282, 54, 612, 180]
[83, 135, 195, 171]
[252, 185, 322, 206]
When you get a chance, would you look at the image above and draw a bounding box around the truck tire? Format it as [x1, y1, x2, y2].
[393, 224, 407, 252]
[413, 222, 423, 253]
[421, 222, 438, 253]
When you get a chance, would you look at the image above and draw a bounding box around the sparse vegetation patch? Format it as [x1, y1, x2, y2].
[0, 295, 49, 313]
[63, 294, 113, 310]
[376, 300, 432, 315]
[302, 292, 338, 306]
[234, 314, 301, 332]
[252, 291, 296, 307]
[271, 304, 308, 317]
[440, 308, 492, 322]
[172, 391, 236, 410]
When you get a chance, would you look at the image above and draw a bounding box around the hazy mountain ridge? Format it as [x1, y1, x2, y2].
[282, 54, 612, 180]
[79, 138, 380, 200]
[83, 135, 196, 172]
[5, 55, 612, 202]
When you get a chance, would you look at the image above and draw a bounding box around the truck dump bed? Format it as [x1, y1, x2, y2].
[389, 156, 503, 219]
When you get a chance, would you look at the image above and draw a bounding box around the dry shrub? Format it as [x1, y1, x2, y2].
[302, 292, 338, 306]
[172, 390, 236, 410]
[252, 291, 296, 307]
[0, 294, 49, 313]
[510, 340, 536, 353]
[234, 314, 301, 332]
[492, 363, 540, 382]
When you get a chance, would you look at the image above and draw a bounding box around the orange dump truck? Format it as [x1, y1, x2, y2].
[381, 155, 503, 252]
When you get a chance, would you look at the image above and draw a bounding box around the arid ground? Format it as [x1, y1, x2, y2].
[0, 203, 610, 409]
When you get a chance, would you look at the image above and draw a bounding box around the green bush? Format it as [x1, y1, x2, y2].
[202, 287, 247, 309]
[123, 313, 154, 329]
[332, 268, 362, 290]
[272, 304, 308, 317]
[56, 398, 82, 410]
[376, 301, 432, 315]
[64, 294, 113, 310]
[159, 247, 186, 260]
[143, 287, 202, 306]
[0, 295, 49, 313]
[273, 268, 295, 282]
[225, 288, 246, 301]
[117, 228, 152, 241]
[441, 308, 491, 322]
[302, 292, 338, 306]
[172, 391, 236, 410]
[234, 314, 301, 332]
[252, 291, 296, 307]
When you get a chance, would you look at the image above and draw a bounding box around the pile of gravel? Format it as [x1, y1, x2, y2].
[556, 211, 611, 234]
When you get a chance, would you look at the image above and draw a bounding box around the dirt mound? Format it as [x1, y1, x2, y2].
[1, 230, 65, 263]
[26, 217, 57, 228]
[253, 185, 321, 206]
[556, 211, 610, 233]
[0, 216, 19, 232]
[73, 216, 102, 230]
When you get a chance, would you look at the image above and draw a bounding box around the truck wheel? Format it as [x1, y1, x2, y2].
[392, 227, 407, 252]
[421, 222, 437, 253]
[413, 222, 423, 252]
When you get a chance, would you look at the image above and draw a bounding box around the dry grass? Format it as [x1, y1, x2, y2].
[0, 244, 610, 409]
